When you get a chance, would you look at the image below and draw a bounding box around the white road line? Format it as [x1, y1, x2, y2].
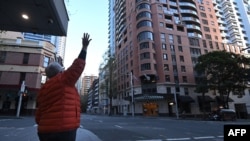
[193, 136, 215, 139]
[136, 139, 162, 141]
[217, 135, 224, 138]
[166, 138, 191, 140]
[115, 125, 123, 128]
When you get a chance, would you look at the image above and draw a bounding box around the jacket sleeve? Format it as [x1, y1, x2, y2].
[62, 50, 87, 86]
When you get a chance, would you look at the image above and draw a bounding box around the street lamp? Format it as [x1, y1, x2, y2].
[174, 84, 179, 119]
[16, 80, 25, 118]
[130, 71, 134, 117]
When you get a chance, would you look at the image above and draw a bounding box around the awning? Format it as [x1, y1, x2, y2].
[0, 0, 69, 36]
[215, 96, 234, 102]
[197, 96, 215, 103]
[178, 95, 195, 103]
[125, 94, 167, 102]
[134, 95, 165, 102]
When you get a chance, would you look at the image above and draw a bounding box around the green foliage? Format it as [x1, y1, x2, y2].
[194, 50, 250, 108]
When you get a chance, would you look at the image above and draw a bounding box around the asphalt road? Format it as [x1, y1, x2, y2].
[0, 114, 249, 141]
[80, 114, 250, 141]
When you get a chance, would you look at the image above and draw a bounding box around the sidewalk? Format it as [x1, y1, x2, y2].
[0, 116, 102, 141]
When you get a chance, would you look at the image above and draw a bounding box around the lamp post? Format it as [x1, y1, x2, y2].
[130, 71, 134, 117]
[174, 85, 179, 119]
[16, 81, 25, 118]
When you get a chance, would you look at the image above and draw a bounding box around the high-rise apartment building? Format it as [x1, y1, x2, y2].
[109, 0, 250, 117]
[81, 75, 98, 96]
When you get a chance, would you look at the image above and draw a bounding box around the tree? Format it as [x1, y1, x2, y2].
[80, 94, 88, 113]
[98, 48, 117, 115]
[194, 50, 250, 109]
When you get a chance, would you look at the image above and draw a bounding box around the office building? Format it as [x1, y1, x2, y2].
[0, 37, 56, 115]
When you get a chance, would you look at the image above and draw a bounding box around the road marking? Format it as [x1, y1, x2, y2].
[193, 136, 215, 139]
[115, 125, 123, 128]
[217, 135, 224, 138]
[136, 139, 162, 141]
[166, 137, 191, 140]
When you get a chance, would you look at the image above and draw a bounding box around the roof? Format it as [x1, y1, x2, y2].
[0, 0, 69, 36]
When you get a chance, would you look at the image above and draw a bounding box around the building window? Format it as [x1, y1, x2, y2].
[160, 33, 166, 42]
[204, 26, 210, 32]
[0, 51, 6, 63]
[170, 44, 175, 52]
[202, 19, 208, 25]
[163, 53, 168, 60]
[209, 41, 213, 49]
[136, 3, 150, 10]
[20, 72, 26, 84]
[189, 38, 200, 46]
[180, 56, 184, 62]
[158, 13, 163, 18]
[162, 43, 167, 50]
[164, 64, 169, 71]
[177, 35, 181, 44]
[137, 20, 152, 29]
[181, 66, 186, 72]
[202, 40, 207, 48]
[168, 34, 174, 43]
[190, 48, 201, 55]
[165, 75, 170, 82]
[184, 88, 189, 95]
[200, 12, 207, 17]
[140, 42, 149, 49]
[43, 56, 50, 67]
[141, 63, 151, 70]
[205, 34, 211, 40]
[140, 52, 150, 60]
[166, 87, 171, 94]
[23, 53, 29, 64]
[199, 6, 205, 11]
[159, 22, 164, 27]
[183, 76, 187, 83]
[178, 46, 183, 52]
[136, 11, 151, 20]
[137, 31, 153, 42]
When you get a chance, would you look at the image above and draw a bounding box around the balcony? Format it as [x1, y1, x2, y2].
[0, 0, 69, 36]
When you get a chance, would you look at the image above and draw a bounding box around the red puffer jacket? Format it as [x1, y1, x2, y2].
[35, 58, 85, 133]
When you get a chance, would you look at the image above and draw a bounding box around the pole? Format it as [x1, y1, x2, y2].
[130, 71, 134, 117]
[16, 81, 25, 118]
[174, 86, 179, 119]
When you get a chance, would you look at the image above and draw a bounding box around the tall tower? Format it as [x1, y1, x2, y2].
[109, 0, 249, 116]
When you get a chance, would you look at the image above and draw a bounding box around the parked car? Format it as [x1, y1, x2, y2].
[218, 109, 237, 121]
[209, 109, 237, 121]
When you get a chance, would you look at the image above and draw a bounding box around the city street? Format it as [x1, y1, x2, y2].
[81, 114, 249, 141]
[0, 114, 249, 141]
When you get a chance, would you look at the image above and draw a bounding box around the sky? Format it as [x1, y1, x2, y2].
[64, 0, 109, 76]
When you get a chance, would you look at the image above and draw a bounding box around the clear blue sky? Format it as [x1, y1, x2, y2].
[64, 0, 109, 76]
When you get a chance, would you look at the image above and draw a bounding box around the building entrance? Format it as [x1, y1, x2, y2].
[143, 102, 158, 116]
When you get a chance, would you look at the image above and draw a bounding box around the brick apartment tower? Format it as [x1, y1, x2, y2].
[109, 0, 250, 117]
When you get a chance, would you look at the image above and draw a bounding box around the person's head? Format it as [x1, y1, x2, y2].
[45, 62, 63, 78]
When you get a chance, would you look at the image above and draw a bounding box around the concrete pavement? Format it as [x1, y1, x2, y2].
[0, 116, 102, 141]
